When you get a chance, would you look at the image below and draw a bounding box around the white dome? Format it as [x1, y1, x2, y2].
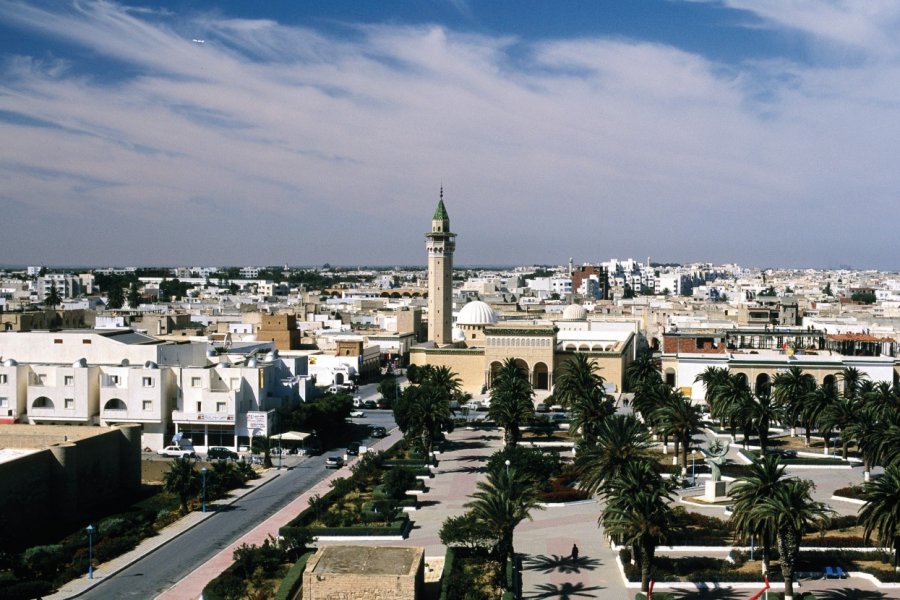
[451, 327, 466, 342]
[562, 304, 588, 321]
[457, 301, 498, 326]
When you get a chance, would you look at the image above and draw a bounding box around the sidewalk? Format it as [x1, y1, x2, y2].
[47, 465, 286, 600]
[156, 430, 403, 600]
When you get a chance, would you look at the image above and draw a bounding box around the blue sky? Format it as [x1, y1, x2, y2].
[2, 1, 900, 269]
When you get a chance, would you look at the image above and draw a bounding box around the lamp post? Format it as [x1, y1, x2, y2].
[278, 443, 283, 470]
[691, 450, 696, 487]
[505, 459, 511, 475]
[86, 524, 94, 579]
[201, 467, 208, 513]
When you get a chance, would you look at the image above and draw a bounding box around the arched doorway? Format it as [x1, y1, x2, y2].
[533, 362, 549, 391]
[104, 398, 126, 411]
[32, 396, 53, 409]
[755, 373, 771, 397]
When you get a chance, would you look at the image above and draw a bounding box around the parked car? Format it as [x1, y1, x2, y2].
[158, 446, 196, 458]
[207, 446, 238, 461]
[325, 456, 344, 469]
[363, 400, 378, 409]
[304, 439, 323, 456]
[370, 426, 387, 438]
[535, 402, 550, 413]
[349, 409, 365, 418]
[346, 442, 361, 456]
[463, 401, 481, 411]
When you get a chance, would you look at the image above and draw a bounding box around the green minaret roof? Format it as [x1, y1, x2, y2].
[433, 188, 448, 221]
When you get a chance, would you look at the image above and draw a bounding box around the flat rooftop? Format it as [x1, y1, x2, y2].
[312, 546, 421, 576]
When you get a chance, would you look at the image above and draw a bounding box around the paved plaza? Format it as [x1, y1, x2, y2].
[49, 423, 900, 599]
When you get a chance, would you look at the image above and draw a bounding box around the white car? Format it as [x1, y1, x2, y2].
[463, 401, 481, 411]
[157, 446, 196, 458]
[349, 410, 365, 418]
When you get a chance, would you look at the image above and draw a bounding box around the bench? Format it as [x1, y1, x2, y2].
[824, 566, 837, 579]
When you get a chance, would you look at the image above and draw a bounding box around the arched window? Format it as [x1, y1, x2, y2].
[104, 398, 127, 411]
[32, 396, 54, 409]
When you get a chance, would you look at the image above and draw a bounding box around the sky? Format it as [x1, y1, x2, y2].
[2, 1, 900, 270]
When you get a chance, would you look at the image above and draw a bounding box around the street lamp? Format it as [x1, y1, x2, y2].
[278, 443, 283, 470]
[505, 459, 511, 475]
[691, 450, 696, 487]
[86, 524, 94, 579]
[201, 467, 208, 513]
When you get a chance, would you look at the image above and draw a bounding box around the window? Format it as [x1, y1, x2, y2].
[54, 339, 63, 344]
[0, 398, 8, 408]
[230, 378, 240, 390]
[216, 402, 226, 413]
[142, 377, 153, 387]
[191, 377, 202, 387]
[109, 375, 120, 385]
[65, 398, 75, 409]
[196, 401, 202, 412]
[142, 400, 152, 411]
[0, 374, 6, 384]
[82, 339, 91, 344]
[64, 375, 74, 386]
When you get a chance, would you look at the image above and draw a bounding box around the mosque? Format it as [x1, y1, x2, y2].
[409, 195, 640, 397]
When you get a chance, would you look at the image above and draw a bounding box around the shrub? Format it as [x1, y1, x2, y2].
[274, 551, 313, 600]
[440, 512, 493, 550]
[383, 467, 417, 500]
[0, 580, 54, 600]
[21, 544, 66, 580]
[202, 569, 247, 600]
[94, 534, 140, 563]
[487, 446, 558, 484]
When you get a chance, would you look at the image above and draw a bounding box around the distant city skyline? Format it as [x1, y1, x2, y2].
[3, 2, 900, 269]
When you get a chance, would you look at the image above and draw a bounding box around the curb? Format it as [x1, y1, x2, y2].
[48, 468, 284, 599]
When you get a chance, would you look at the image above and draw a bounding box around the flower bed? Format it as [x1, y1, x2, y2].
[834, 484, 866, 500]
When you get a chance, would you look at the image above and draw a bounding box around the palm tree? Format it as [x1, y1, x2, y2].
[626, 350, 661, 393]
[424, 365, 462, 397]
[406, 382, 452, 460]
[805, 383, 838, 455]
[577, 413, 654, 497]
[754, 478, 831, 600]
[555, 353, 606, 410]
[773, 366, 816, 440]
[845, 405, 881, 481]
[694, 366, 729, 415]
[819, 395, 859, 459]
[839, 366, 867, 401]
[710, 373, 753, 446]
[163, 457, 200, 514]
[859, 464, 900, 571]
[127, 281, 141, 309]
[729, 454, 787, 574]
[489, 358, 534, 447]
[465, 467, 544, 588]
[569, 389, 614, 446]
[43, 284, 62, 309]
[746, 391, 783, 454]
[600, 460, 677, 594]
[654, 388, 702, 471]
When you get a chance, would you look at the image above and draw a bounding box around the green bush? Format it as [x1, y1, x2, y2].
[383, 467, 417, 500]
[274, 551, 313, 600]
[93, 534, 140, 563]
[0, 580, 54, 600]
[202, 567, 247, 600]
[21, 544, 66, 580]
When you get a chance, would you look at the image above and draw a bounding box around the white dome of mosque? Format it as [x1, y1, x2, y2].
[451, 327, 466, 343]
[456, 301, 498, 326]
[562, 303, 588, 321]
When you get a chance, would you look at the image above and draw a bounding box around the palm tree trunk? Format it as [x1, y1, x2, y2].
[639, 540, 653, 593]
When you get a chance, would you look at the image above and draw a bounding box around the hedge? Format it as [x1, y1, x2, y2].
[305, 518, 409, 538]
[274, 551, 313, 600]
[439, 547, 457, 600]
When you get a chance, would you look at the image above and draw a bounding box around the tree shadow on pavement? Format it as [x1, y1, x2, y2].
[441, 440, 487, 452]
[448, 453, 488, 462]
[523, 554, 602, 574]
[439, 465, 487, 474]
[525, 582, 605, 599]
[670, 588, 744, 600]
[816, 589, 894, 600]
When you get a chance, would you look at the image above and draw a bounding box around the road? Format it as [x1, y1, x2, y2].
[79, 383, 397, 599]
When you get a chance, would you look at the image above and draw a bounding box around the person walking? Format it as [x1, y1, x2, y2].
[571, 544, 579, 560]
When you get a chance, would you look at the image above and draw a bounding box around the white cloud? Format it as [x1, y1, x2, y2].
[0, 1, 899, 269]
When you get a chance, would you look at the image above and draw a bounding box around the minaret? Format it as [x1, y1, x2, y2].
[426, 188, 456, 345]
